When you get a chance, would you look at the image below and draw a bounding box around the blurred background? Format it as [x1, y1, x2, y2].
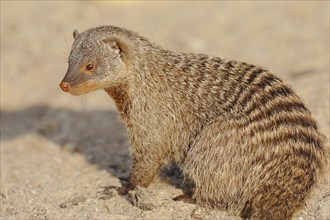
[1, 1, 329, 114]
[1, 1, 329, 219]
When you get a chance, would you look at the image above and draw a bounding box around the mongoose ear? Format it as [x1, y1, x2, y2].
[73, 30, 79, 39]
[102, 37, 129, 62]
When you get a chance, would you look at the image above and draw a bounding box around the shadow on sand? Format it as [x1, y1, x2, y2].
[1, 105, 130, 178]
[0, 105, 183, 186]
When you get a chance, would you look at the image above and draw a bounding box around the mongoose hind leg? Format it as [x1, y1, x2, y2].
[240, 155, 317, 220]
[182, 119, 245, 213]
[182, 118, 320, 219]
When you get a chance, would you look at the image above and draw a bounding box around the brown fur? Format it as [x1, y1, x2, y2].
[60, 26, 327, 219]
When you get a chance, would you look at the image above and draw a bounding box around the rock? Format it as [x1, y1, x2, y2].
[128, 186, 162, 211]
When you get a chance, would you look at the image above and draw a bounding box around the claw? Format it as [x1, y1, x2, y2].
[173, 194, 196, 204]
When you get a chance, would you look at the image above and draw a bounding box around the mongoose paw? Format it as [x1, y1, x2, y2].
[173, 194, 196, 204]
[98, 185, 130, 200]
[117, 186, 131, 195]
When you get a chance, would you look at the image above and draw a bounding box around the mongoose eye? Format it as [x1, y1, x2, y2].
[86, 64, 94, 71]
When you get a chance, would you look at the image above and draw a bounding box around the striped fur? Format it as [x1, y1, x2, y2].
[61, 26, 327, 219]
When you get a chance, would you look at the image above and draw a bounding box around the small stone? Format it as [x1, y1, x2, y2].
[62, 142, 79, 153]
[59, 195, 86, 208]
[32, 206, 47, 217]
[128, 186, 162, 211]
[71, 195, 86, 205]
[6, 207, 18, 215]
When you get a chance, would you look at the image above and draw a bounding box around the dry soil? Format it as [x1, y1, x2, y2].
[1, 1, 329, 219]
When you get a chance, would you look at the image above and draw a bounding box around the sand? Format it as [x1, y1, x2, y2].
[1, 1, 329, 219]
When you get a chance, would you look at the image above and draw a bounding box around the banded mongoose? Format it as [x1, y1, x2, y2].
[59, 26, 327, 219]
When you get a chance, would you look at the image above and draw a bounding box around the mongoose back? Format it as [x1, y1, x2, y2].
[60, 26, 327, 219]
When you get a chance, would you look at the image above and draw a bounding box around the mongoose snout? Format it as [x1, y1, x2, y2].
[60, 25, 327, 220]
[59, 81, 70, 92]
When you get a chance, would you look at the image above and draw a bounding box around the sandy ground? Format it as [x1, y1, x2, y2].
[1, 1, 329, 219]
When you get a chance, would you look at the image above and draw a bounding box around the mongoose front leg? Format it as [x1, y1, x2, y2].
[119, 153, 161, 195]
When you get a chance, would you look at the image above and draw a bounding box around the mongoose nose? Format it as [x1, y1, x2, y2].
[59, 81, 70, 92]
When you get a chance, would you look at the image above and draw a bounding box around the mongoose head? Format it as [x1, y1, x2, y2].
[60, 27, 129, 95]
